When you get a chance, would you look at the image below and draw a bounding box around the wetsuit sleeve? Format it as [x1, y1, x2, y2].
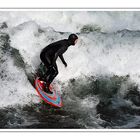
[59, 54, 67, 66]
[51, 40, 68, 66]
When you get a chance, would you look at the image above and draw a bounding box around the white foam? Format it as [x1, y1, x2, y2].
[1, 11, 140, 33]
[0, 55, 39, 107]
[8, 20, 140, 84]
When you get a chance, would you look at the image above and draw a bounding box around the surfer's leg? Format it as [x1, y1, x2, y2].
[40, 64, 54, 94]
[43, 65, 56, 94]
[40, 53, 52, 80]
[40, 53, 53, 94]
[47, 63, 58, 85]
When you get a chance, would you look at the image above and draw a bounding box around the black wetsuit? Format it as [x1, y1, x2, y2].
[40, 36, 77, 86]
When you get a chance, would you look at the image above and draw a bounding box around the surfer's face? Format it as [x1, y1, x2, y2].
[74, 39, 78, 45]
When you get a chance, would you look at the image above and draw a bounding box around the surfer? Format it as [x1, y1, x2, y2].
[40, 34, 78, 94]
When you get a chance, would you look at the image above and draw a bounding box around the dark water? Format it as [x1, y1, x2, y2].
[0, 104, 84, 129]
[1, 75, 140, 129]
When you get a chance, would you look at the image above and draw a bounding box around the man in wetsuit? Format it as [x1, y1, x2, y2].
[40, 34, 78, 94]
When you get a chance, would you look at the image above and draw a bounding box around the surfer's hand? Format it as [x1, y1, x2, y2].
[64, 62, 67, 67]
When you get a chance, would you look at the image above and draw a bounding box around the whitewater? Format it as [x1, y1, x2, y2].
[0, 11, 140, 128]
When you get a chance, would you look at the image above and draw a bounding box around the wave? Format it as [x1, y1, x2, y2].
[1, 11, 140, 33]
[8, 20, 140, 82]
[0, 12, 140, 128]
[0, 31, 39, 108]
[1, 73, 140, 128]
[1, 19, 140, 107]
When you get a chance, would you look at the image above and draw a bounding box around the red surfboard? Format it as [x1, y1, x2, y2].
[35, 77, 63, 107]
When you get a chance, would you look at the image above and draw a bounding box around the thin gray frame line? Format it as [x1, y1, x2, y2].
[0, 7, 140, 9]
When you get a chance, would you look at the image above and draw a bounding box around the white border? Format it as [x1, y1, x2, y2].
[0, 0, 140, 8]
[0, 8, 140, 132]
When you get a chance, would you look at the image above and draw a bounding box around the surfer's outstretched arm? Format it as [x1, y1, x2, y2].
[59, 54, 67, 67]
[51, 47, 66, 66]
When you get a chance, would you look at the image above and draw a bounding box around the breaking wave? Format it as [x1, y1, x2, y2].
[0, 11, 140, 128]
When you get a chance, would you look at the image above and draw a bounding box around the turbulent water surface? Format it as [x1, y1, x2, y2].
[1, 11, 140, 129]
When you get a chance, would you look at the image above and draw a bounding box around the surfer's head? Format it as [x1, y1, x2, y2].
[68, 34, 78, 45]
